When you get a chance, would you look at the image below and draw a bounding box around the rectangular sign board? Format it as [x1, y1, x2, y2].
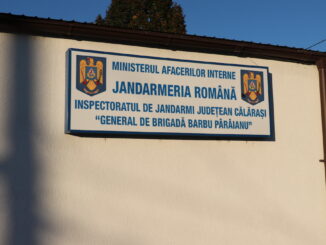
[66, 48, 274, 139]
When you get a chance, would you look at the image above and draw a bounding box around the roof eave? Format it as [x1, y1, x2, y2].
[0, 13, 325, 64]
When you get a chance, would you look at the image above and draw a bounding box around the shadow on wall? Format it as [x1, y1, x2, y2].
[0, 35, 40, 245]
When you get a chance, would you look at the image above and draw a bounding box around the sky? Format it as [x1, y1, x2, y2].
[1, 0, 326, 52]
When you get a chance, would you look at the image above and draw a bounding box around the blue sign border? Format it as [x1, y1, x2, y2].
[66, 48, 275, 141]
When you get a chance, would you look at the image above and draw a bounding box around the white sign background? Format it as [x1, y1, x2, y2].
[66, 49, 274, 138]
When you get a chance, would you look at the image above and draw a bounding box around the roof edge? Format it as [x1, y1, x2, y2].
[1, 13, 325, 64]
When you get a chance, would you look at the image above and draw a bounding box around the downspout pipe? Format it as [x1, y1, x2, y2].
[317, 58, 326, 185]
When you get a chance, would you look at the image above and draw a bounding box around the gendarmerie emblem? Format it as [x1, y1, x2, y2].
[77, 56, 106, 96]
[241, 70, 264, 105]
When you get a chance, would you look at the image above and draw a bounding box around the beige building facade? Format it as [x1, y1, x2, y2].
[0, 14, 325, 245]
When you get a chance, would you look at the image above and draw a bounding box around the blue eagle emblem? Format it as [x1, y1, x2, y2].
[241, 70, 264, 105]
[77, 56, 106, 96]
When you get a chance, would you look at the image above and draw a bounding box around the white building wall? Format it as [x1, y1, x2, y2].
[0, 33, 325, 245]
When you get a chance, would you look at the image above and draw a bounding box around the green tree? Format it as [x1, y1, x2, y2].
[96, 0, 186, 34]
